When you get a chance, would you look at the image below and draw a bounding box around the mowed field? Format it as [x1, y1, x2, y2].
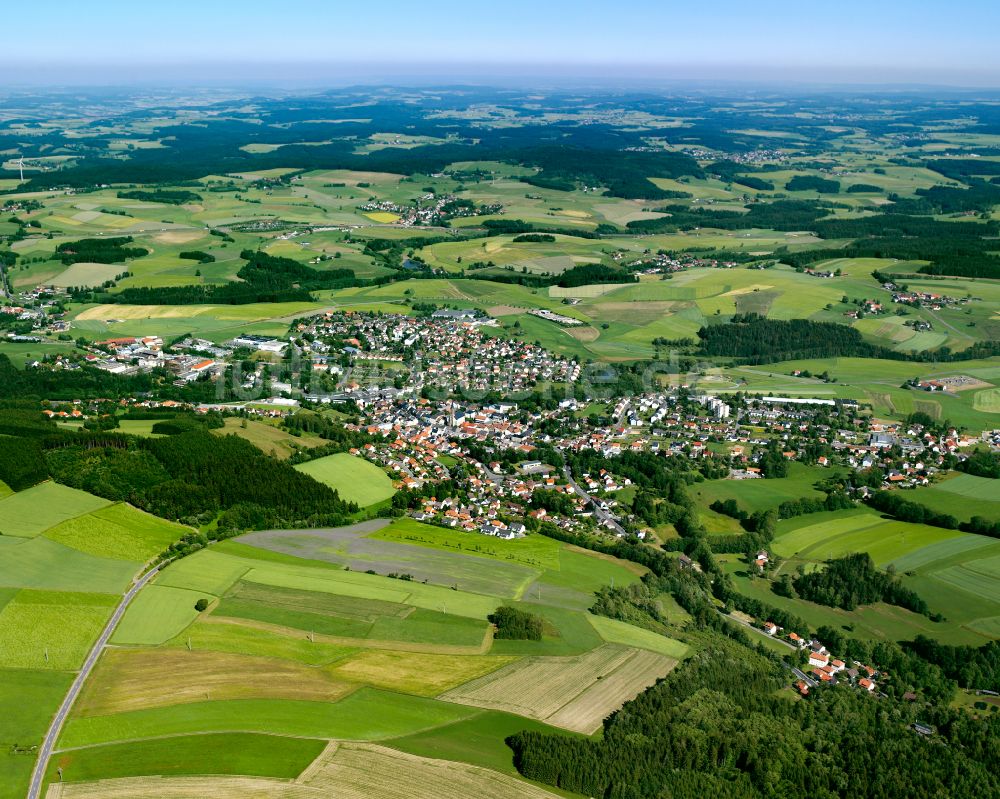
[440, 644, 681, 734]
[293, 454, 396, 507]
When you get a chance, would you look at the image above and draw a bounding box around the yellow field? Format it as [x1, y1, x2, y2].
[364, 212, 401, 224]
[330, 650, 514, 697]
[73, 302, 326, 322]
[73, 649, 355, 716]
[46, 742, 560, 799]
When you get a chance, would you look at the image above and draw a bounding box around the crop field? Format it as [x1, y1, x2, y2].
[772, 508, 966, 565]
[46, 262, 123, 288]
[765, 508, 1000, 643]
[214, 580, 490, 649]
[75, 648, 355, 715]
[587, 614, 690, 657]
[906, 474, 1000, 522]
[0, 670, 74, 799]
[439, 644, 678, 733]
[293, 453, 396, 507]
[110, 585, 216, 645]
[47, 733, 327, 786]
[330, 650, 515, 697]
[47, 742, 561, 799]
[0, 536, 138, 594]
[43, 503, 188, 562]
[164, 619, 359, 666]
[0, 590, 116, 670]
[58, 688, 480, 749]
[0, 482, 111, 538]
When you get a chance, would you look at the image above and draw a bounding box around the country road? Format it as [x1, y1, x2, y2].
[26, 565, 161, 799]
[562, 465, 628, 536]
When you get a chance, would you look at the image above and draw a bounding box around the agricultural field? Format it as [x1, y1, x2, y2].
[293, 453, 396, 507]
[0, 481, 165, 799]
[736, 507, 1000, 645]
[0, 482, 112, 538]
[439, 644, 680, 734]
[905, 473, 1000, 523]
[37, 512, 685, 797]
[47, 742, 563, 799]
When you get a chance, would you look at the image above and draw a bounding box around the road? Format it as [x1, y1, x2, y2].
[27, 566, 161, 799]
[562, 465, 628, 536]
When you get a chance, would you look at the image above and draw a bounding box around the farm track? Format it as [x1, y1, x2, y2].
[28, 566, 162, 799]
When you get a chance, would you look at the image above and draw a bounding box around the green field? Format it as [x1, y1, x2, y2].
[59, 689, 479, 748]
[111, 585, 215, 645]
[43, 503, 188, 562]
[294, 453, 396, 507]
[0, 482, 111, 538]
[691, 462, 831, 515]
[48, 733, 327, 784]
[906, 474, 1000, 523]
[0, 536, 139, 593]
[756, 507, 1000, 644]
[0, 590, 117, 670]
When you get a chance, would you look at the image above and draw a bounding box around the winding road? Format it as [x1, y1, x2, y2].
[26, 566, 161, 799]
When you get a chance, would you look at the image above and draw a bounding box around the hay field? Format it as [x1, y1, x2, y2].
[439, 644, 677, 733]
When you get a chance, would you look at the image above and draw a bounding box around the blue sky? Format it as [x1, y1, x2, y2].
[14, 0, 1000, 86]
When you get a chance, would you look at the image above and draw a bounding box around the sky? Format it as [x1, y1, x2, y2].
[9, 0, 1000, 87]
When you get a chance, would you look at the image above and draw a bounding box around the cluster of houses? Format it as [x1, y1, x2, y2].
[298, 311, 579, 395]
[611, 249, 740, 275]
[357, 194, 502, 227]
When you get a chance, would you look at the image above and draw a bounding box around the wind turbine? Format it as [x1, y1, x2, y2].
[17, 157, 24, 182]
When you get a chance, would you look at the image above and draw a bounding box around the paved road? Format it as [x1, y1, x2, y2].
[27, 566, 161, 799]
[562, 465, 628, 536]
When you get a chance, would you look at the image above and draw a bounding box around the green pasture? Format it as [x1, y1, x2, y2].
[294, 453, 396, 507]
[58, 689, 479, 748]
[0, 590, 117, 670]
[0, 482, 111, 538]
[48, 733, 326, 784]
[43, 503, 187, 562]
[111, 585, 215, 646]
[0, 536, 138, 594]
[692, 463, 830, 515]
